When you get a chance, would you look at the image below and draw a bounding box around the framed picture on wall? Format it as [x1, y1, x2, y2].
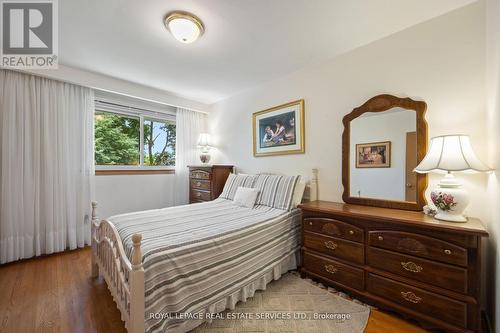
[355, 141, 391, 168]
[252, 99, 305, 157]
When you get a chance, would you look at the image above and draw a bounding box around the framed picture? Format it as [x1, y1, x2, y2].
[253, 99, 305, 157]
[355, 141, 391, 168]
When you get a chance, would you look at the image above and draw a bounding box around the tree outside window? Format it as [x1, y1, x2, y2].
[94, 111, 176, 167]
[143, 118, 176, 166]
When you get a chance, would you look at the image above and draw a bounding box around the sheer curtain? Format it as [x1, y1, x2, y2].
[0, 69, 94, 264]
[175, 107, 206, 205]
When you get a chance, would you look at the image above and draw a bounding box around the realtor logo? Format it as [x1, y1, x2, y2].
[1, 0, 58, 68]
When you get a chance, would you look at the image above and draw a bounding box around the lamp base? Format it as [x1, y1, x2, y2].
[199, 153, 211, 164]
[434, 212, 467, 223]
[430, 173, 469, 223]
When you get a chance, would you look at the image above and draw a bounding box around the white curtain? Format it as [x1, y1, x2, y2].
[175, 107, 206, 205]
[0, 69, 94, 264]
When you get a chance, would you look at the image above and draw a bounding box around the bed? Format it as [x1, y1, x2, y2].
[91, 169, 318, 333]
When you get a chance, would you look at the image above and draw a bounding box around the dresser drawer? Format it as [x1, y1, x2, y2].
[191, 189, 211, 201]
[304, 218, 363, 243]
[304, 232, 364, 265]
[190, 170, 211, 180]
[367, 273, 467, 327]
[190, 199, 205, 204]
[368, 230, 468, 267]
[367, 247, 467, 293]
[190, 179, 211, 191]
[303, 252, 364, 290]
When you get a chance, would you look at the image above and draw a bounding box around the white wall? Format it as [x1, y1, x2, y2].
[22, 65, 210, 113]
[486, 0, 500, 330]
[350, 109, 416, 201]
[94, 174, 175, 219]
[209, 2, 488, 220]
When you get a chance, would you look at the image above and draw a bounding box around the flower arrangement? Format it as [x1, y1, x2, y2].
[431, 191, 458, 211]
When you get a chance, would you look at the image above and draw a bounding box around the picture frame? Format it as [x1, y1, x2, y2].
[355, 141, 391, 168]
[252, 99, 305, 157]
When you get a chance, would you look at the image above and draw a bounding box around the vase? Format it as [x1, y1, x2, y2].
[430, 173, 469, 222]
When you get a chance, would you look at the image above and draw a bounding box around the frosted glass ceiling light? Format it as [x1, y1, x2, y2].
[165, 11, 204, 44]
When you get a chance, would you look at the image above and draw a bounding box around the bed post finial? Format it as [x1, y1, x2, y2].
[91, 201, 98, 222]
[129, 233, 145, 333]
[310, 168, 319, 202]
[131, 233, 143, 270]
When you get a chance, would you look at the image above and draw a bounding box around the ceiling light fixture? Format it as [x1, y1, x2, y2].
[165, 11, 204, 44]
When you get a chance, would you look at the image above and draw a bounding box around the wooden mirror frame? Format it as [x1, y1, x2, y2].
[342, 94, 428, 211]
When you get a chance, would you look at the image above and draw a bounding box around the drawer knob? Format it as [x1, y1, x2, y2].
[400, 291, 422, 304]
[196, 182, 201, 187]
[309, 222, 313, 226]
[401, 261, 423, 273]
[324, 241, 338, 250]
[324, 264, 337, 274]
[349, 230, 354, 235]
[378, 236, 384, 241]
[444, 249, 451, 255]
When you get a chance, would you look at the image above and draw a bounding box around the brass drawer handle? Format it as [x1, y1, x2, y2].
[378, 236, 384, 241]
[324, 241, 338, 250]
[324, 264, 337, 274]
[349, 230, 354, 235]
[401, 261, 423, 273]
[401, 291, 422, 304]
[309, 222, 313, 226]
[444, 249, 451, 255]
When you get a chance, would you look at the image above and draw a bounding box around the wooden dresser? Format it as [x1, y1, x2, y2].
[299, 201, 488, 333]
[188, 165, 233, 204]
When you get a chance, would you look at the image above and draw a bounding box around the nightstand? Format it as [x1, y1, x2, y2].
[188, 165, 234, 203]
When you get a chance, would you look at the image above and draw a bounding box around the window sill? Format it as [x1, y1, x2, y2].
[95, 169, 175, 176]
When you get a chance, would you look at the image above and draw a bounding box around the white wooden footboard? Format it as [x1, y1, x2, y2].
[91, 202, 145, 333]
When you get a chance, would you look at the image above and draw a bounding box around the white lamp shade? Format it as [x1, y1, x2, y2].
[197, 133, 211, 147]
[415, 135, 491, 173]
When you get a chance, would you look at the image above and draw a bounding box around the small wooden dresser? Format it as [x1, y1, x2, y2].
[299, 201, 488, 333]
[188, 165, 233, 204]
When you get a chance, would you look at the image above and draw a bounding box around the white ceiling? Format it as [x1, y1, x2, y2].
[60, 0, 476, 104]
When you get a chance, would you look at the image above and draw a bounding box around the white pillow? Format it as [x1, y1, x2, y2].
[291, 181, 306, 208]
[233, 187, 260, 208]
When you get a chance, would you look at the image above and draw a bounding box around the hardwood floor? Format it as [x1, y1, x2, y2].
[0, 248, 427, 333]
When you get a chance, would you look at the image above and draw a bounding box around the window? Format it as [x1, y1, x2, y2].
[94, 100, 176, 173]
[143, 118, 176, 166]
[95, 112, 140, 166]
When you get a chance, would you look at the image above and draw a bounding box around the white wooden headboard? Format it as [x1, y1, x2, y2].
[304, 168, 318, 202]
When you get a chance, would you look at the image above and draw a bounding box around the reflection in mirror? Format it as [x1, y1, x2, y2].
[349, 108, 417, 202]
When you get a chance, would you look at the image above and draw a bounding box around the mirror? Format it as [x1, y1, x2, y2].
[342, 94, 428, 211]
[350, 108, 416, 201]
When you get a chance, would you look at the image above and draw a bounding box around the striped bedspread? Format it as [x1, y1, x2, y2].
[108, 198, 302, 333]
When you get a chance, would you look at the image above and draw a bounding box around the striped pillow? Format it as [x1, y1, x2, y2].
[253, 174, 300, 210]
[219, 174, 257, 200]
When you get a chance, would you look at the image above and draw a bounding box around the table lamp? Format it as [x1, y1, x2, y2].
[197, 133, 212, 164]
[414, 135, 492, 222]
